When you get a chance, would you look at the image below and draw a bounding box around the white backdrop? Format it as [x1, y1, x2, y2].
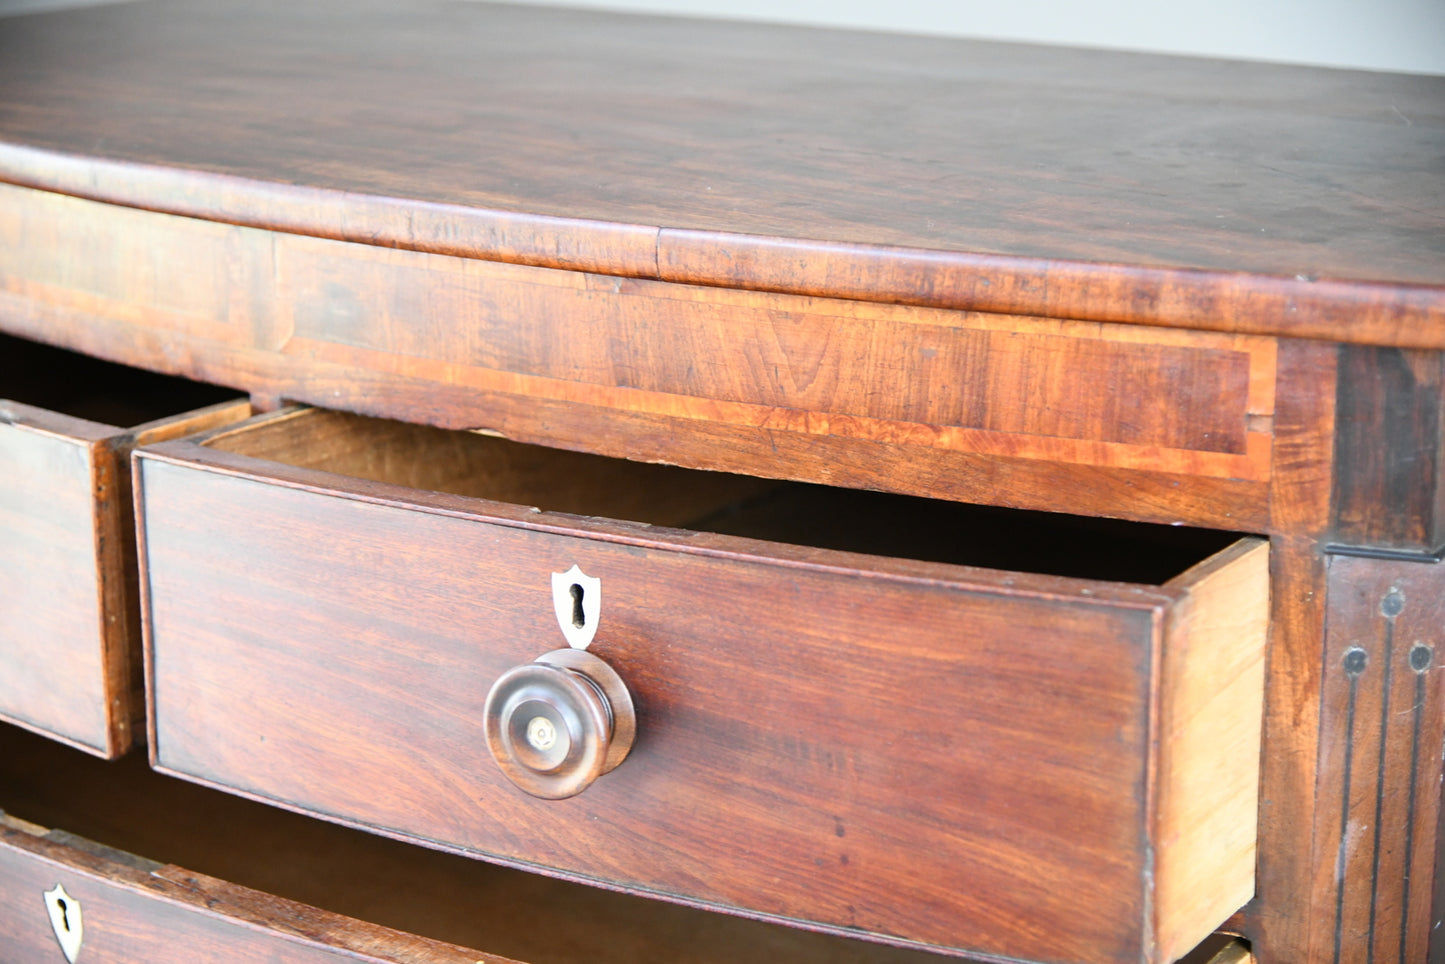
[486, 0, 1445, 75]
[3, 0, 1443, 75]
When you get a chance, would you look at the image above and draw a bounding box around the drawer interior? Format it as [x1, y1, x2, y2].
[205, 407, 1245, 584]
[0, 721, 952, 964]
[0, 332, 237, 428]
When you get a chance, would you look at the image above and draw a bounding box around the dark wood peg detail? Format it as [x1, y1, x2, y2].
[483, 648, 636, 800]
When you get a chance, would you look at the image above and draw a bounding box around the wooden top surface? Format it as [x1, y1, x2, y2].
[1, 0, 1442, 340]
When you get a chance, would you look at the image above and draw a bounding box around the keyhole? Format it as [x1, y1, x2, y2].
[56, 897, 69, 932]
[570, 583, 586, 629]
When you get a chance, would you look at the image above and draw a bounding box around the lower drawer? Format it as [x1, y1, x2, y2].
[0, 333, 246, 757]
[134, 407, 1269, 964]
[0, 722, 949, 963]
[0, 818, 493, 964]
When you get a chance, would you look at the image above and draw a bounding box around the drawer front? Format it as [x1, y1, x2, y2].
[0, 719, 952, 964]
[0, 814, 504, 963]
[135, 409, 1268, 964]
[0, 335, 248, 756]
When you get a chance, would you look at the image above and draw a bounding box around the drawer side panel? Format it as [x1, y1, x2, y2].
[0, 420, 112, 752]
[1153, 540, 1269, 961]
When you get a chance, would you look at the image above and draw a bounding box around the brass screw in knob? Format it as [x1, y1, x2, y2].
[483, 648, 636, 799]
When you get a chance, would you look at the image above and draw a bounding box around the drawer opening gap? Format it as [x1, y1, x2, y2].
[204, 407, 1247, 585]
[0, 332, 239, 428]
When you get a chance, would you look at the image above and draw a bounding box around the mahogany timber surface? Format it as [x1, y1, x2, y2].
[1329, 346, 1445, 554]
[1248, 340, 1339, 964]
[0, 723, 949, 964]
[0, 0, 1441, 344]
[0, 814, 509, 963]
[0, 184, 1275, 532]
[1310, 556, 1445, 964]
[134, 408, 1268, 964]
[0, 335, 243, 757]
[0, 404, 125, 756]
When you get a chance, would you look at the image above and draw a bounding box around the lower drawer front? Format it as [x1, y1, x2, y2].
[0, 333, 247, 757]
[0, 824, 494, 964]
[0, 722, 947, 964]
[135, 408, 1269, 964]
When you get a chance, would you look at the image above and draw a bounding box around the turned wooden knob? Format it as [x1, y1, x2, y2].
[483, 648, 636, 799]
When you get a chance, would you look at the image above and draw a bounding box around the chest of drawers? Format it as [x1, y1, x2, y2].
[0, 2, 1442, 962]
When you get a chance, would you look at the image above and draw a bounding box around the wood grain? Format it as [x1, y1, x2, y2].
[134, 410, 1268, 963]
[1244, 341, 1445, 964]
[0, 0, 1441, 342]
[0, 334, 245, 756]
[0, 184, 1274, 530]
[1330, 346, 1445, 554]
[2, 3, 1439, 959]
[1154, 540, 1269, 963]
[0, 406, 116, 753]
[1246, 339, 1339, 964]
[0, 815, 516, 963]
[1197, 941, 1253, 964]
[1310, 556, 1445, 964]
[276, 237, 1269, 458]
[203, 407, 774, 529]
[0, 722, 951, 964]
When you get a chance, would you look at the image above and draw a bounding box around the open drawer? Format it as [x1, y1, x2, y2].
[0, 333, 248, 757]
[133, 406, 1269, 964]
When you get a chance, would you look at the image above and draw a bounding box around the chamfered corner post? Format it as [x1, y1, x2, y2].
[1253, 342, 1445, 964]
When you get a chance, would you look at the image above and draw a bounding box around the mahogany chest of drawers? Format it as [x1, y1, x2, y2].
[0, 2, 1442, 963]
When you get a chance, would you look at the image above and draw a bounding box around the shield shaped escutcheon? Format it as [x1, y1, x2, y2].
[43, 883, 83, 963]
[552, 564, 601, 649]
